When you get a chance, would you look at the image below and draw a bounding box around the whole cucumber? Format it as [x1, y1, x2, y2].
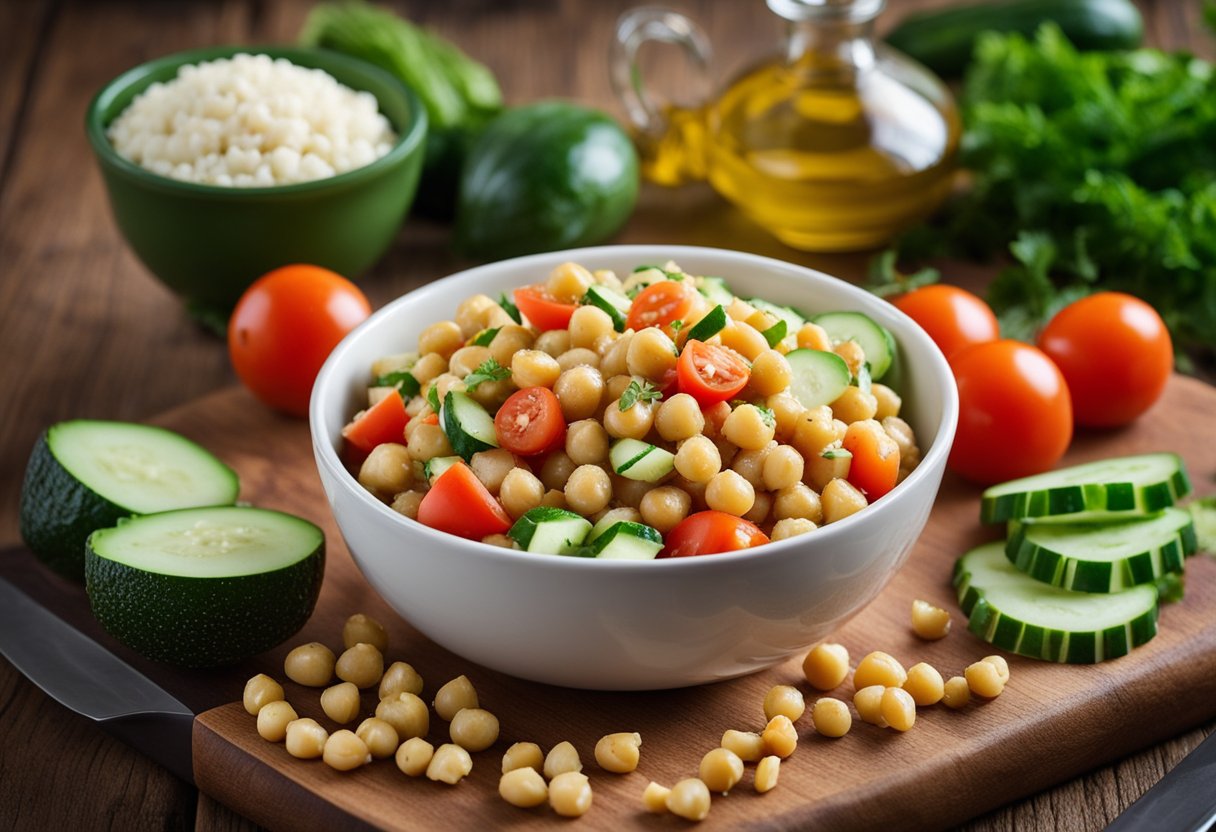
[885, 0, 1144, 78]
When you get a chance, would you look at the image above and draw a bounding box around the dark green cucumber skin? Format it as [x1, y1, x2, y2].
[20, 432, 133, 582]
[885, 0, 1144, 78]
[85, 541, 324, 668]
[980, 464, 1192, 524]
[1005, 519, 1196, 593]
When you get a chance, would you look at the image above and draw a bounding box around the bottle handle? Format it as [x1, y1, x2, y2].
[610, 7, 713, 184]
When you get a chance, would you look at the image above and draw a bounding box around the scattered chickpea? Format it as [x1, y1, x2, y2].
[549, 771, 593, 818]
[320, 681, 362, 725]
[433, 675, 479, 721]
[355, 717, 400, 759]
[721, 729, 765, 762]
[543, 740, 583, 779]
[284, 643, 336, 687]
[335, 643, 384, 689]
[379, 661, 424, 701]
[499, 767, 549, 809]
[449, 708, 500, 752]
[342, 613, 388, 653]
[881, 687, 917, 732]
[427, 743, 474, 785]
[811, 697, 852, 738]
[502, 741, 545, 774]
[802, 642, 850, 691]
[853, 650, 907, 689]
[323, 730, 371, 772]
[376, 692, 430, 741]
[256, 701, 298, 742]
[699, 747, 744, 794]
[911, 599, 952, 641]
[666, 778, 711, 822]
[763, 684, 806, 722]
[903, 662, 945, 707]
[983, 655, 1011, 683]
[761, 714, 798, 758]
[642, 781, 671, 814]
[285, 718, 328, 759]
[395, 737, 434, 776]
[965, 659, 1007, 699]
[853, 685, 888, 727]
[595, 732, 642, 773]
[942, 676, 972, 710]
[243, 674, 284, 716]
[754, 756, 781, 794]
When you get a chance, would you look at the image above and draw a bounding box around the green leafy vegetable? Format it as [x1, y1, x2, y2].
[864, 249, 941, 299]
[463, 358, 510, 391]
[497, 293, 522, 325]
[821, 447, 854, 460]
[755, 404, 776, 428]
[427, 383, 441, 414]
[472, 327, 500, 347]
[619, 379, 661, 411]
[374, 369, 421, 398]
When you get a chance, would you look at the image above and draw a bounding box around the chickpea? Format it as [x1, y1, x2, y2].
[499, 467, 545, 519]
[539, 451, 577, 491]
[942, 676, 971, 709]
[832, 386, 879, 424]
[881, 687, 917, 732]
[854, 651, 907, 689]
[534, 329, 571, 357]
[872, 383, 902, 421]
[655, 393, 705, 442]
[467, 377, 514, 411]
[482, 533, 515, 549]
[358, 443, 413, 498]
[811, 697, 852, 738]
[642, 781, 671, 814]
[802, 642, 849, 690]
[699, 747, 744, 794]
[705, 469, 755, 516]
[320, 682, 362, 725]
[720, 320, 768, 360]
[766, 391, 805, 442]
[599, 332, 633, 377]
[543, 740, 582, 779]
[771, 517, 817, 540]
[565, 464, 613, 515]
[723, 404, 776, 450]
[726, 297, 756, 321]
[410, 352, 447, 386]
[324, 729, 371, 771]
[342, 613, 387, 653]
[356, 717, 400, 759]
[667, 778, 711, 822]
[749, 349, 793, 397]
[407, 423, 454, 462]
[721, 729, 765, 762]
[569, 305, 614, 350]
[821, 477, 868, 523]
[603, 373, 634, 405]
[502, 741, 544, 774]
[257, 701, 298, 742]
[547, 261, 594, 303]
[755, 756, 781, 794]
[284, 642, 336, 687]
[833, 339, 866, 377]
[379, 661, 424, 701]
[984, 654, 1011, 683]
[565, 419, 610, 465]
[376, 692, 430, 740]
[796, 322, 832, 350]
[489, 324, 535, 366]
[965, 659, 1007, 699]
[396, 736, 434, 776]
[499, 767, 549, 808]
[434, 675, 479, 721]
[853, 685, 888, 727]
[674, 435, 721, 483]
[792, 405, 842, 458]
[904, 662, 945, 706]
[390, 490, 425, 520]
[510, 349, 561, 389]
[371, 352, 416, 379]
[549, 771, 593, 818]
[674, 475, 708, 512]
[626, 328, 678, 381]
[540, 489, 567, 509]
[592, 331, 620, 357]
[761, 714, 798, 758]
[243, 674, 284, 716]
[773, 482, 823, 524]
[418, 320, 464, 359]
[427, 743, 474, 785]
[639, 486, 692, 533]
[455, 294, 497, 338]
[285, 717, 328, 759]
[556, 347, 601, 372]
[471, 448, 517, 494]
[449, 708, 499, 752]
[612, 474, 653, 508]
[335, 643, 384, 689]
[554, 366, 605, 422]
[594, 732, 642, 773]
[762, 445, 804, 491]
[763, 685, 806, 722]
[731, 446, 770, 490]
[911, 599, 952, 640]
[603, 396, 655, 440]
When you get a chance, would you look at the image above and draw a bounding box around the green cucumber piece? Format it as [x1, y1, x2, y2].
[472, 327, 501, 347]
[980, 453, 1191, 524]
[85, 506, 324, 667]
[582, 284, 632, 332]
[1006, 508, 1196, 593]
[954, 541, 1158, 663]
[591, 522, 664, 560]
[686, 305, 727, 342]
[783, 349, 852, 410]
[812, 311, 896, 380]
[19, 420, 240, 582]
[761, 320, 788, 348]
[424, 455, 463, 485]
[507, 507, 593, 555]
[697, 276, 735, 306]
[748, 298, 806, 334]
[441, 390, 499, 461]
[609, 438, 675, 482]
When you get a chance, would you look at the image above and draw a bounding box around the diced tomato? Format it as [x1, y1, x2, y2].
[626, 280, 697, 336]
[676, 340, 750, 407]
[341, 391, 408, 453]
[514, 284, 577, 331]
[495, 387, 566, 456]
[421, 413, 439, 426]
[660, 511, 770, 558]
[842, 421, 900, 501]
[416, 462, 511, 540]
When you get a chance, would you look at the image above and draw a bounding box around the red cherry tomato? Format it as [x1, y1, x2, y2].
[514, 284, 577, 331]
[342, 390, 408, 453]
[1037, 292, 1173, 428]
[626, 280, 697, 336]
[949, 340, 1073, 484]
[842, 421, 900, 500]
[676, 340, 750, 407]
[660, 511, 770, 558]
[417, 462, 512, 540]
[893, 284, 1000, 359]
[228, 265, 371, 417]
[495, 387, 566, 456]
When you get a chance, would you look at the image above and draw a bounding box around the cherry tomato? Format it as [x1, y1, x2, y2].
[417, 462, 512, 540]
[1037, 292, 1173, 428]
[626, 280, 697, 336]
[228, 265, 371, 417]
[659, 511, 770, 558]
[893, 284, 1000, 359]
[676, 340, 750, 407]
[949, 340, 1073, 484]
[514, 284, 577, 331]
[495, 387, 566, 456]
[842, 421, 899, 500]
[342, 390, 408, 453]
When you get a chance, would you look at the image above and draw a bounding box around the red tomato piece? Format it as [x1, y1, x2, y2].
[893, 284, 1000, 359]
[421, 413, 440, 426]
[949, 340, 1073, 484]
[514, 284, 577, 331]
[660, 511, 770, 558]
[1037, 292, 1173, 428]
[495, 387, 566, 456]
[842, 421, 900, 500]
[676, 340, 750, 407]
[626, 280, 697, 336]
[417, 462, 512, 540]
[342, 390, 409, 454]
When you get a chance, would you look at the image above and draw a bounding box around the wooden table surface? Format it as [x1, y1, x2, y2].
[0, 1, 1211, 830]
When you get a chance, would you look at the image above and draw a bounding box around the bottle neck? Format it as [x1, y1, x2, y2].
[769, 0, 882, 76]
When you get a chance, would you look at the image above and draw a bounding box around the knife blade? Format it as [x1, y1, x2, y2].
[0, 575, 195, 784]
[1105, 728, 1216, 832]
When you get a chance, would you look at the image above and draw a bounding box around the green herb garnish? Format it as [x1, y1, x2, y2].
[464, 357, 510, 391]
[755, 404, 776, 428]
[821, 447, 853, 460]
[427, 383, 441, 414]
[498, 292, 522, 325]
[619, 379, 662, 411]
[374, 369, 421, 398]
[472, 327, 501, 347]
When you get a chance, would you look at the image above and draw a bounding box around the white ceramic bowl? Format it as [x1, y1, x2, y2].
[311, 245, 958, 690]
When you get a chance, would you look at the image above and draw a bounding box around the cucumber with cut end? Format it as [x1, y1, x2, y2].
[980, 453, 1191, 524]
[697, 276, 735, 307]
[954, 541, 1158, 663]
[748, 298, 806, 334]
[1007, 508, 1196, 593]
[424, 455, 463, 485]
[20, 420, 240, 582]
[784, 349, 852, 410]
[609, 438, 675, 482]
[85, 506, 324, 667]
[441, 390, 499, 461]
[507, 506, 593, 555]
[591, 522, 664, 560]
[812, 311, 896, 380]
[686, 305, 727, 342]
[582, 284, 632, 332]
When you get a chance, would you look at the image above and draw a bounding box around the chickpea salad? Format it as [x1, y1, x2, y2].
[342, 261, 921, 558]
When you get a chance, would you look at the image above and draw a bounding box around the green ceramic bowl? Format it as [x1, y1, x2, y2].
[86, 45, 427, 313]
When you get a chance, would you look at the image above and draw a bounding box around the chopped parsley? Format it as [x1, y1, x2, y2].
[373, 369, 421, 398]
[619, 379, 662, 411]
[498, 292, 522, 325]
[463, 357, 510, 391]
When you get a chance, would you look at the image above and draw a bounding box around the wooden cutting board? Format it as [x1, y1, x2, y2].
[6, 378, 1215, 831]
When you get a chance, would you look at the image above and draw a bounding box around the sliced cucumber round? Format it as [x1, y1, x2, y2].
[980, 453, 1192, 524]
[812, 311, 896, 380]
[591, 521, 663, 560]
[609, 438, 675, 482]
[508, 507, 593, 555]
[85, 506, 324, 667]
[784, 349, 851, 410]
[20, 420, 239, 582]
[582, 284, 632, 332]
[1007, 508, 1196, 593]
[954, 541, 1158, 664]
[442, 390, 499, 461]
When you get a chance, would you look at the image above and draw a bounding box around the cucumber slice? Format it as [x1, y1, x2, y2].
[980, 453, 1192, 524]
[812, 311, 896, 380]
[1007, 508, 1196, 593]
[954, 541, 1158, 663]
[686, 305, 727, 342]
[749, 298, 807, 334]
[441, 390, 499, 461]
[507, 507, 593, 555]
[784, 349, 852, 409]
[85, 506, 324, 667]
[609, 438, 675, 482]
[583, 284, 633, 332]
[697, 276, 735, 306]
[19, 420, 239, 582]
[591, 522, 664, 560]
[424, 455, 463, 485]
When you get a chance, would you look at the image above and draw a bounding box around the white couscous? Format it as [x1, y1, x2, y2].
[107, 53, 397, 187]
